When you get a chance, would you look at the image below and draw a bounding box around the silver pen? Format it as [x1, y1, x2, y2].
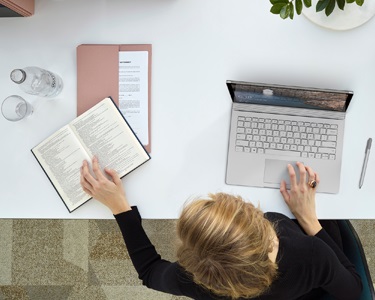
[359, 138, 372, 189]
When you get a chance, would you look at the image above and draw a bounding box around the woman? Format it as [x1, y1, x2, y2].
[80, 157, 362, 300]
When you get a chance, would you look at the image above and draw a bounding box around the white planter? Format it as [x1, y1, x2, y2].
[302, 0, 375, 30]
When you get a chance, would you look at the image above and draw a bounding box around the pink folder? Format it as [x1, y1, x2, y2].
[77, 44, 152, 153]
[0, 0, 34, 16]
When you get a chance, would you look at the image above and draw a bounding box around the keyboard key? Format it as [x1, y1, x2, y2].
[322, 141, 336, 148]
[329, 154, 336, 160]
[237, 127, 245, 133]
[328, 135, 337, 141]
[236, 146, 243, 152]
[244, 147, 250, 153]
[236, 140, 249, 146]
[327, 129, 338, 135]
[319, 147, 336, 154]
[237, 134, 246, 139]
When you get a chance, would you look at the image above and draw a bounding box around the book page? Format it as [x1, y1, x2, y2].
[32, 126, 91, 211]
[119, 51, 149, 145]
[70, 98, 149, 178]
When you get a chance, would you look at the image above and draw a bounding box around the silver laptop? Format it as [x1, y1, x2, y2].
[225, 81, 353, 193]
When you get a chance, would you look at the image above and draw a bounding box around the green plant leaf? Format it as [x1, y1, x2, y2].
[271, 3, 286, 14]
[356, 0, 364, 6]
[296, 0, 303, 14]
[280, 4, 290, 19]
[303, 0, 312, 7]
[337, 0, 345, 10]
[346, 0, 355, 3]
[316, 0, 330, 12]
[325, 0, 336, 16]
[270, 0, 288, 4]
[289, 2, 294, 19]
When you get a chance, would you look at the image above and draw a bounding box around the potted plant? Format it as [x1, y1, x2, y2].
[270, 0, 364, 19]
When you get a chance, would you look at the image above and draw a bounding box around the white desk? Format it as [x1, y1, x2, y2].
[1, 0, 375, 219]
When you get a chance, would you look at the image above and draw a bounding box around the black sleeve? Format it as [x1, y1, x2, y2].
[312, 229, 363, 300]
[114, 207, 202, 298]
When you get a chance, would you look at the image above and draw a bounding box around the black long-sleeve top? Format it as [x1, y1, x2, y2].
[114, 207, 362, 300]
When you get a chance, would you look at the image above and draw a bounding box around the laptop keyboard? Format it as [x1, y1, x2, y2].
[235, 116, 338, 160]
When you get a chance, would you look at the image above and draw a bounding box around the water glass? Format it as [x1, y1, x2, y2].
[1, 95, 33, 121]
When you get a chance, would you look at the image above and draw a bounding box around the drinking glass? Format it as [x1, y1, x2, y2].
[1, 95, 33, 121]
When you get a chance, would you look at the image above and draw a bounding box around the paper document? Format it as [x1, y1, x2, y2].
[119, 51, 149, 145]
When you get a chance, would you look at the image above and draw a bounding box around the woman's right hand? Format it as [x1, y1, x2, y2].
[80, 156, 131, 215]
[280, 162, 322, 236]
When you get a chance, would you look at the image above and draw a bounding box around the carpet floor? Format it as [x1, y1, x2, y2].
[0, 218, 373, 300]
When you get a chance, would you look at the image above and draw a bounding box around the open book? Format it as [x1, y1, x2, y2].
[32, 97, 150, 212]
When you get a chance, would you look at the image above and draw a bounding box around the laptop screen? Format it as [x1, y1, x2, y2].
[227, 81, 353, 112]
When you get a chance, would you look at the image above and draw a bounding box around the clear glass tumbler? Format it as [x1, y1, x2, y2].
[1, 95, 33, 121]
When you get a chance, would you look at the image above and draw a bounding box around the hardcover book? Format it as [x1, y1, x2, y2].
[32, 97, 150, 212]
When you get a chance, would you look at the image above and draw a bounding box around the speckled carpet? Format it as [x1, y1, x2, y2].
[0, 219, 373, 300]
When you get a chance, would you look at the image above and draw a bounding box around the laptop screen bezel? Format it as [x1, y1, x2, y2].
[226, 80, 353, 112]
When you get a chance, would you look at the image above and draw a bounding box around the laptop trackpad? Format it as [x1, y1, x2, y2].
[264, 159, 299, 185]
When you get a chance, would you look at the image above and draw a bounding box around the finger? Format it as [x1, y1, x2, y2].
[81, 160, 97, 186]
[280, 180, 290, 202]
[315, 172, 320, 184]
[91, 156, 106, 180]
[305, 165, 316, 181]
[105, 168, 122, 186]
[80, 166, 93, 192]
[287, 164, 298, 189]
[82, 185, 92, 196]
[297, 162, 307, 185]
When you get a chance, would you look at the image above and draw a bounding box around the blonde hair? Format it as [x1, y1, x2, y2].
[176, 193, 278, 299]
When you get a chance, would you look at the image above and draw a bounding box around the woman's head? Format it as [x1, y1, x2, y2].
[176, 193, 278, 299]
